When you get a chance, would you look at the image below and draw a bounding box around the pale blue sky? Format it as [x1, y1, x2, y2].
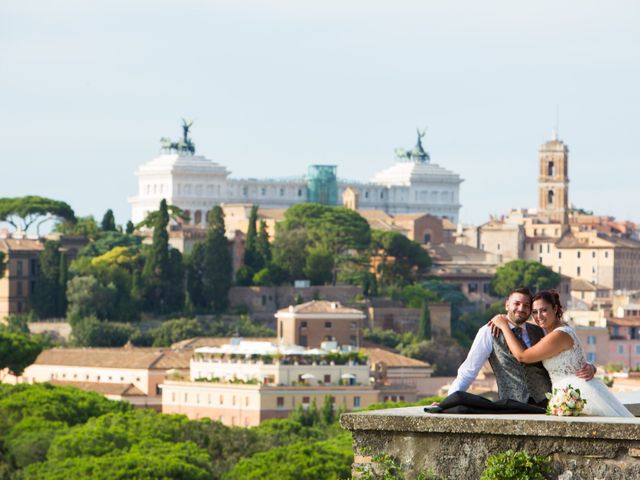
[1, 1, 639, 229]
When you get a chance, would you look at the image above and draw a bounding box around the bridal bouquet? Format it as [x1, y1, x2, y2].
[545, 385, 587, 416]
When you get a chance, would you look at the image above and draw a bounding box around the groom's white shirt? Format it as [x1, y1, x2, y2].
[448, 320, 532, 394]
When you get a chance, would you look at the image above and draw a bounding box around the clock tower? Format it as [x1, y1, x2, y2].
[538, 131, 569, 225]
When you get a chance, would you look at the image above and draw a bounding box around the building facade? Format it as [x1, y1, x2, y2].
[465, 133, 640, 291]
[275, 300, 366, 348]
[129, 127, 463, 226]
[17, 347, 191, 408]
[0, 238, 43, 318]
[161, 339, 378, 426]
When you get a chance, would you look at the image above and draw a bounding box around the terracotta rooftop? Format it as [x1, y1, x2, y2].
[50, 380, 147, 396]
[361, 347, 430, 368]
[608, 318, 640, 327]
[34, 347, 191, 369]
[257, 208, 287, 222]
[556, 232, 640, 249]
[0, 238, 44, 252]
[570, 278, 611, 292]
[171, 336, 277, 350]
[430, 243, 495, 263]
[277, 300, 365, 315]
[392, 212, 431, 221]
[358, 210, 394, 222]
[441, 218, 456, 230]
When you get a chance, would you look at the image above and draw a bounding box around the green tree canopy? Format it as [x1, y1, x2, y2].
[54, 215, 101, 240]
[31, 241, 67, 319]
[0, 331, 43, 376]
[71, 316, 136, 347]
[135, 203, 189, 229]
[69, 247, 142, 322]
[150, 318, 205, 347]
[400, 336, 468, 376]
[203, 207, 232, 312]
[303, 246, 333, 286]
[256, 220, 272, 267]
[125, 220, 135, 234]
[77, 231, 142, 258]
[272, 227, 309, 281]
[186, 242, 207, 308]
[66, 275, 118, 322]
[140, 200, 184, 313]
[244, 205, 260, 272]
[100, 209, 117, 231]
[223, 433, 352, 480]
[490, 259, 561, 297]
[418, 301, 431, 340]
[23, 439, 212, 480]
[371, 230, 431, 288]
[0, 383, 129, 434]
[275, 204, 371, 285]
[0, 196, 75, 234]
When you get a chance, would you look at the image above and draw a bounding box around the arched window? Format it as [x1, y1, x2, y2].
[548, 161, 555, 176]
[183, 210, 191, 224]
[547, 189, 554, 205]
[194, 210, 202, 224]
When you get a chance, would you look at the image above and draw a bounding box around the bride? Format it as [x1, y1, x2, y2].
[490, 290, 633, 417]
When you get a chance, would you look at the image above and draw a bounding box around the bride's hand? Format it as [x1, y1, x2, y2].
[488, 314, 509, 333]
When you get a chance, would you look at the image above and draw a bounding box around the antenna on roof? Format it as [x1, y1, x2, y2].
[553, 104, 560, 140]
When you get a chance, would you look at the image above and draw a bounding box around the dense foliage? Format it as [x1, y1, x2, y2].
[491, 260, 560, 297]
[0, 196, 75, 233]
[0, 385, 375, 480]
[141, 199, 184, 313]
[480, 450, 552, 480]
[0, 330, 44, 375]
[31, 242, 68, 319]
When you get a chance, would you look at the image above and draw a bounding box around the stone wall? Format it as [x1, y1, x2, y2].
[229, 285, 362, 322]
[341, 406, 640, 479]
[367, 304, 451, 337]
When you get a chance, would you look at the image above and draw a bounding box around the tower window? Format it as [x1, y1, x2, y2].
[547, 190, 554, 205]
[548, 161, 555, 176]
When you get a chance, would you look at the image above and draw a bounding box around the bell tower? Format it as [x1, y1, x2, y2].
[538, 131, 569, 225]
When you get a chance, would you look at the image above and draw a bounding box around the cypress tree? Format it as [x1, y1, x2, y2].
[31, 241, 63, 318]
[243, 205, 260, 270]
[101, 209, 116, 231]
[57, 252, 68, 316]
[418, 301, 431, 340]
[141, 199, 172, 313]
[203, 206, 232, 313]
[166, 247, 185, 312]
[125, 220, 135, 234]
[256, 220, 272, 266]
[186, 241, 207, 309]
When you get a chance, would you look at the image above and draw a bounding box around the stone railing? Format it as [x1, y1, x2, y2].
[341, 406, 640, 479]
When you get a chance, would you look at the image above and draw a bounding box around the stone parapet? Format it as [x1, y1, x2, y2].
[341, 406, 640, 479]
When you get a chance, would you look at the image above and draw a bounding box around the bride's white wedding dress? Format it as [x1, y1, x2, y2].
[543, 324, 633, 417]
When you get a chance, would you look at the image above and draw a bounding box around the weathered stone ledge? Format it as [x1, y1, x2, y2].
[341, 407, 640, 479]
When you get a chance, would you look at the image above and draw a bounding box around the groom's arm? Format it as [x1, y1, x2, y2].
[448, 325, 493, 394]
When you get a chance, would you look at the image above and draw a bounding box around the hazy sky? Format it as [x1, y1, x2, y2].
[2, 1, 639, 230]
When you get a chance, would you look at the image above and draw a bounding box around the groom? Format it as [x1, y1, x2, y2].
[448, 287, 595, 406]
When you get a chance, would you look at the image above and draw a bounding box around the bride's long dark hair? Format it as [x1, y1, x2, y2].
[532, 290, 564, 319]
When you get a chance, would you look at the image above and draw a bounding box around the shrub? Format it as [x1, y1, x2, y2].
[604, 362, 624, 373]
[480, 450, 551, 480]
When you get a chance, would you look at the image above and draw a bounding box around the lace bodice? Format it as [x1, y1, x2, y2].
[542, 324, 586, 383]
